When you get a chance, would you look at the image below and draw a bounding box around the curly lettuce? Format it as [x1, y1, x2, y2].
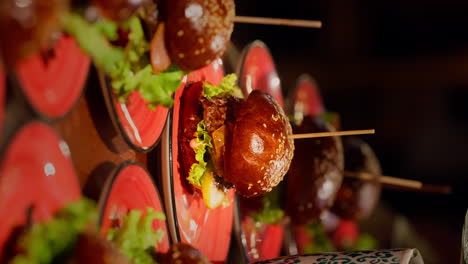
[61, 13, 185, 108]
[203, 73, 237, 99]
[188, 121, 213, 188]
[10, 198, 97, 264]
[250, 186, 284, 225]
[107, 208, 166, 264]
[303, 222, 336, 254]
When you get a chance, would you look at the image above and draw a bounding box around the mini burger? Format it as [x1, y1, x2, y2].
[178, 74, 295, 209]
[286, 115, 344, 225]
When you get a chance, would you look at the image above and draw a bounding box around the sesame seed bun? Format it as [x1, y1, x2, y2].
[166, 0, 235, 71]
[225, 90, 294, 197]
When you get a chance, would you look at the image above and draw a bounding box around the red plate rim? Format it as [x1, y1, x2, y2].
[15, 36, 90, 120]
[97, 161, 170, 252]
[236, 40, 284, 107]
[98, 71, 169, 153]
[288, 73, 325, 118]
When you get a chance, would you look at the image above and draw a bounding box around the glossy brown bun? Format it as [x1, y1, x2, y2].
[166, 0, 235, 71]
[225, 90, 294, 198]
[157, 243, 211, 264]
[286, 116, 344, 225]
[331, 137, 382, 221]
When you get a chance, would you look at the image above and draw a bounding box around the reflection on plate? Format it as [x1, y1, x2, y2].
[100, 73, 169, 151]
[162, 59, 234, 263]
[99, 161, 170, 253]
[234, 40, 286, 262]
[0, 121, 80, 259]
[237, 40, 283, 107]
[16, 36, 90, 119]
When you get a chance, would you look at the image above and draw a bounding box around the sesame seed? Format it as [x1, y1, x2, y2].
[257, 180, 261, 183]
[263, 123, 267, 128]
[254, 192, 258, 195]
[194, 50, 200, 55]
[178, 53, 185, 58]
[201, 48, 206, 53]
[177, 30, 184, 37]
[198, 38, 204, 43]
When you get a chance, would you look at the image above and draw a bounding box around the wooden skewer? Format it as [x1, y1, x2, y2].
[234, 16, 322, 29]
[289, 129, 375, 140]
[345, 171, 423, 189]
[344, 171, 452, 194]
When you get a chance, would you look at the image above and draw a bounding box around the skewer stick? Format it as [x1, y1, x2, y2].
[289, 129, 375, 140]
[234, 16, 322, 29]
[345, 171, 422, 189]
[344, 171, 452, 194]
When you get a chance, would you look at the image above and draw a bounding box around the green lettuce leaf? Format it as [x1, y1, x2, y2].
[203, 74, 237, 99]
[107, 208, 166, 264]
[343, 233, 378, 251]
[188, 121, 213, 188]
[61, 13, 185, 108]
[303, 222, 336, 254]
[10, 198, 97, 264]
[250, 186, 284, 225]
[61, 13, 124, 75]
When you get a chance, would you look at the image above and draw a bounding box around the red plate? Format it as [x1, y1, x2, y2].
[240, 215, 285, 261]
[237, 40, 283, 107]
[234, 40, 286, 262]
[291, 74, 324, 118]
[102, 83, 169, 151]
[99, 162, 170, 253]
[162, 59, 234, 263]
[0, 121, 80, 260]
[16, 36, 90, 119]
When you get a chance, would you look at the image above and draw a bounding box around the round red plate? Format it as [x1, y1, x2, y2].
[0, 121, 80, 259]
[16, 36, 90, 119]
[162, 59, 234, 263]
[291, 74, 324, 118]
[106, 88, 169, 152]
[99, 162, 170, 253]
[234, 40, 286, 262]
[237, 40, 284, 107]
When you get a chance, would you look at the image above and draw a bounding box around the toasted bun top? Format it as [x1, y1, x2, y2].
[166, 0, 235, 71]
[225, 90, 294, 197]
[286, 116, 344, 225]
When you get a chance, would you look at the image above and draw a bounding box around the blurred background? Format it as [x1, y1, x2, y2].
[230, 0, 468, 263]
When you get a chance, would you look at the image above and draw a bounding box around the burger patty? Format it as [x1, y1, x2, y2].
[201, 96, 229, 134]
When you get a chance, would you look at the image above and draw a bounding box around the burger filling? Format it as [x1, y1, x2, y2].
[184, 74, 240, 209]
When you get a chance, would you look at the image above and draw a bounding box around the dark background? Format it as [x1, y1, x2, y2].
[230, 0, 468, 263]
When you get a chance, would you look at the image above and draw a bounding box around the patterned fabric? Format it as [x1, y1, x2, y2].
[254, 249, 422, 264]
